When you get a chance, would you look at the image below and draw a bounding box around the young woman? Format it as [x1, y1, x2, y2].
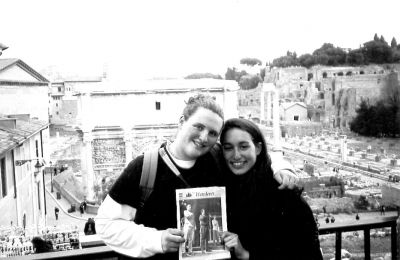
[220, 118, 322, 260]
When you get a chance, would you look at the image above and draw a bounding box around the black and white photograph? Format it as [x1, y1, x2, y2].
[176, 187, 230, 260]
[1, 0, 400, 259]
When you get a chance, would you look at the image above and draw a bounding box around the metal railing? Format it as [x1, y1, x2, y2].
[8, 216, 398, 260]
[319, 215, 398, 260]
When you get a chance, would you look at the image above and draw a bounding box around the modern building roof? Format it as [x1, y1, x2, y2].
[79, 78, 240, 96]
[0, 58, 49, 82]
[0, 116, 49, 155]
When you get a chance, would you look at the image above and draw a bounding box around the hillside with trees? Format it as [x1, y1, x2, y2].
[271, 34, 400, 68]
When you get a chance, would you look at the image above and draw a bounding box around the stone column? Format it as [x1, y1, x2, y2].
[262, 83, 274, 126]
[266, 91, 272, 125]
[81, 131, 95, 201]
[273, 88, 282, 151]
[80, 93, 95, 201]
[340, 135, 348, 162]
[260, 88, 265, 123]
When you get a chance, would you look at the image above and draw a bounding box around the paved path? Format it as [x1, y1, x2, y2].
[44, 173, 97, 234]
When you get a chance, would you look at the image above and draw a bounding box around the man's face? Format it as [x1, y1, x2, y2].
[187, 204, 192, 211]
[173, 107, 223, 161]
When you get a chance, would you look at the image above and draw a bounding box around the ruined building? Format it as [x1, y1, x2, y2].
[238, 64, 400, 130]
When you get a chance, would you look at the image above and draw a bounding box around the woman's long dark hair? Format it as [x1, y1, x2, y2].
[220, 118, 278, 240]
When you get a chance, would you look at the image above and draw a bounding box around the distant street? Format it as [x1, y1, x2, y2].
[44, 172, 97, 236]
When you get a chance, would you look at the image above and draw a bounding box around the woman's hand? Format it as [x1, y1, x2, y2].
[221, 231, 249, 260]
[274, 169, 298, 190]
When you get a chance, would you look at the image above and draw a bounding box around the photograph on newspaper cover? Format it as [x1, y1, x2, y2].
[176, 186, 230, 260]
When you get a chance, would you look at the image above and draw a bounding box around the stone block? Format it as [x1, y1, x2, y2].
[349, 150, 354, 156]
[375, 155, 381, 162]
[361, 153, 367, 159]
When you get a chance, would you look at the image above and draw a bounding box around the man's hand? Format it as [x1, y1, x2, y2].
[273, 169, 298, 190]
[161, 228, 185, 253]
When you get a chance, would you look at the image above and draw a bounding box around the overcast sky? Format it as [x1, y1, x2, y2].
[1, 0, 400, 80]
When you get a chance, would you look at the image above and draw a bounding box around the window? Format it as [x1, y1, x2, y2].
[58, 87, 62, 92]
[155, 102, 161, 110]
[56, 111, 59, 115]
[1, 158, 7, 197]
[294, 115, 299, 121]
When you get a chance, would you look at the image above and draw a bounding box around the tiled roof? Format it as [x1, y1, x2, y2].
[0, 118, 49, 155]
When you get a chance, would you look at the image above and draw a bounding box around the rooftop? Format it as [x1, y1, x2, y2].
[0, 115, 49, 155]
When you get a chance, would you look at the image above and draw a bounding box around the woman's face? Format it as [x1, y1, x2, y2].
[222, 128, 261, 175]
[173, 107, 223, 160]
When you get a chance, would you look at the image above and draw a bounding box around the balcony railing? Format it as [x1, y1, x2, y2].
[7, 215, 398, 260]
[319, 215, 398, 260]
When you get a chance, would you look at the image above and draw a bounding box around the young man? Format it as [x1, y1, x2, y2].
[199, 208, 209, 254]
[183, 204, 195, 256]
[96, 94, 297, 260]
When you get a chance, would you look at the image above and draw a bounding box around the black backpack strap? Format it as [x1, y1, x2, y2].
[135, 147, 159, 222]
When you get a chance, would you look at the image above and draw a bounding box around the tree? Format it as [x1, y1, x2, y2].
[350, 99, 373, 136]
[380, 35, 387, 45]
[362, 40, 392, 63]
[346, 49, 365, 65]
[354, 195, 369, 210]
[238, 74, 262, 90]
[184, 73, 222, 79]
[260, 68, 266, 81]
[312, 43, 347, 66]
[374, 33, 379, 41]
[391, 37, 398, 48]
[350, 98, 400, 137]
[298, 54, 315, 68]
[225, 67, 248, 82]
[240, 58, 262, 66]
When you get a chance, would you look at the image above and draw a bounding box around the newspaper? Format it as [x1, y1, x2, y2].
[176, 186, 230, 260]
